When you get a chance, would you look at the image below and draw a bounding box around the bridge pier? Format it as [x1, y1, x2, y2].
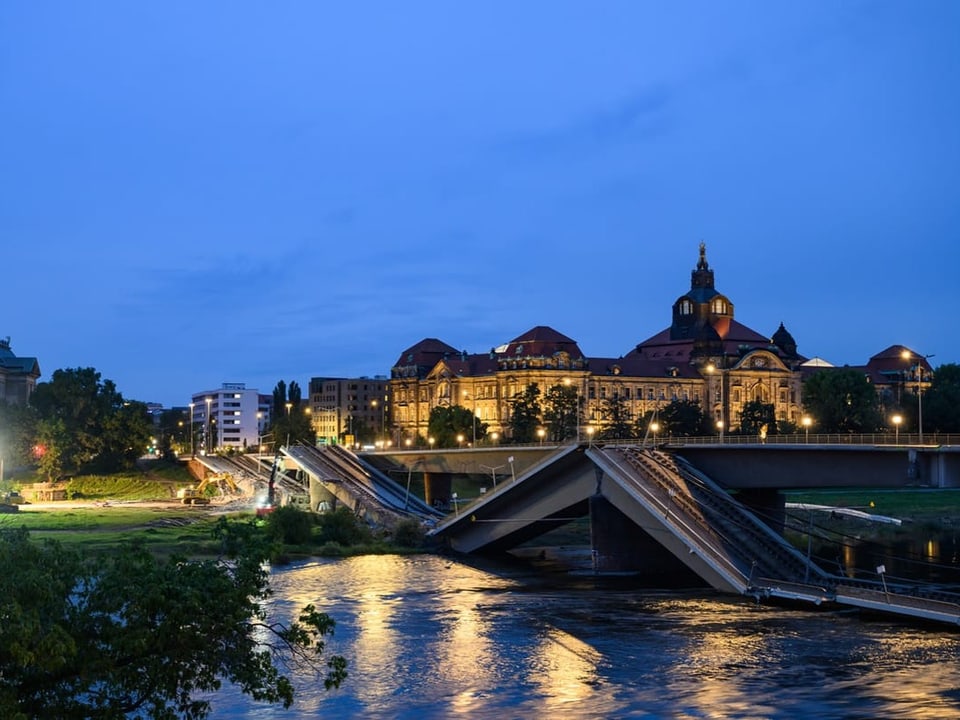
[423, 472, 452, 511]
[735, 488, 785, 535]
[308, 478, 339, 513]
[589, 496, 699, 582]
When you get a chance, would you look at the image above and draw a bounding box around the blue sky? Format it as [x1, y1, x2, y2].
[2, 2, 958, 408]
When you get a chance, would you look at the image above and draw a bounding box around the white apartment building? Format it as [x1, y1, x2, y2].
[190, 383, 268, 452]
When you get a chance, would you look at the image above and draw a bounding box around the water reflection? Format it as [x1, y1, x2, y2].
[211, 554, 960, 719]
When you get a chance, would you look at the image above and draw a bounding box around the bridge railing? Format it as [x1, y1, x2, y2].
[660, 432, 960, 447]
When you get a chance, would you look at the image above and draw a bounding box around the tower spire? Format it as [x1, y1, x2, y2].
[691, 241, 714, 290]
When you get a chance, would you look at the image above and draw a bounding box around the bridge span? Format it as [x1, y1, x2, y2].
[380, 441, 960, 627]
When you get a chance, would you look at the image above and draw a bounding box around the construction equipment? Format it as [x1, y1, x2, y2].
[177, 472, 238, 505]
[255, 452, 281, 517]
[177, 487, 211, 505]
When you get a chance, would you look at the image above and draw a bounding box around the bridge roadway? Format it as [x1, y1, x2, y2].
[362, 441, 960, 626]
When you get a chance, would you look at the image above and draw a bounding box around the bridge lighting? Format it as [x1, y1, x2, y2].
[901, 349, 934, 444]
[715, 420, 723, 444]
[586, 425, 595, 446]
[650, 421, 660, 445]
[801, 416, 812, 444]
[456, 433, 464, 449]
[892, 414, 902, 445]
[537, 427, 545, 446]
[428, 436, 435, 449]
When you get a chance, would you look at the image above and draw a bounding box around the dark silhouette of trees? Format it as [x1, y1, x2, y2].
[802, 369, 882, 433]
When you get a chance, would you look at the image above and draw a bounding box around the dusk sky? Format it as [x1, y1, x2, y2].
[2, 2, 958, 408]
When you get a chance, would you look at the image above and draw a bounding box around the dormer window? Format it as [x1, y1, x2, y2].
[679, 299, 693, 315]
[712, 298, 726, 314]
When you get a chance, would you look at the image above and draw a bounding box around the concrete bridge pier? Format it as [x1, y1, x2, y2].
[423, 472, 452, 510]
[589, 495, 697, 581]
[309, 478, 339, 513]
[735, 488, 785, 535]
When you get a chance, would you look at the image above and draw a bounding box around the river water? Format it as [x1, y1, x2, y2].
[209, 552, 960, 719]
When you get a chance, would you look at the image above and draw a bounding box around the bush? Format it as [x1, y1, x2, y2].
[391, 519, 425, 548]
[316, 507, 370, 546]
[266, 505, 315, 545]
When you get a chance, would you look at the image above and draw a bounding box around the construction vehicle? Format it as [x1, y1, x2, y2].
[255, 452, 281, 517]
[177, 487, 211, 505]
[177, 472, 238, 505]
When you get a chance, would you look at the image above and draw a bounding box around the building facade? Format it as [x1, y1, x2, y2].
[189, 383, 266, 453]
[389, 244, 808, 443]
[0, 337, 41, 405]
[308, 376, 391, 447]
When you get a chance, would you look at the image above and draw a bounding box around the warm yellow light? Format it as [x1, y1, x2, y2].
[801, 416, 812, 428]
[892, 414, 902, 426]
[651, 422, 660, 433]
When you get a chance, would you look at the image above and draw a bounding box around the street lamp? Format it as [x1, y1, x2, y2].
[463, 390, 477, 446]
[586, 425, 595, 446]
[706, 362, 725, 444]
[189, 402, 195, 457]
[650, 421, 660, 445]
[456, 433, 465, 449]
[537, 427, 545, 446]
[902, 349, 934, 444]
[801, 416, 811, 444]
[564, 377, 581, 442]
[892, 414, 902, 445]
[204, 397, 212, 454]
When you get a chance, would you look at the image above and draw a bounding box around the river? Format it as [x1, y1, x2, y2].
[208, 551, 960, 719]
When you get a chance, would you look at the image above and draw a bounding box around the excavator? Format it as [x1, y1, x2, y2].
[177, 472, 239, 505]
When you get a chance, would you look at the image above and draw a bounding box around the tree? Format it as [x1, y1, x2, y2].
[802, 369, 882, 433]
[542, 383, 579, 441]
[507, 383, 542, 443]
[0, 401, 38, 471]
[658, 399, 709, 437]
[923, 363, 960, 433]
[270, 381, 316, 448]
[739, 400, 777, 436]
[27, 367, 152, 477]
[427, 405, 484, 448]
[598, 393, 634, 440]
[0, 521, 346, 719]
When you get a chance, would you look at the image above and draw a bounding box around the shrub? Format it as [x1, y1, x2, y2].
[316, 507, 370, 547]
[391, 519, 425, 548]
[266, 505, 315, 545]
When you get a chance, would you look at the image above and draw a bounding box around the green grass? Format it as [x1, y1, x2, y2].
[785, 488, 960, 522]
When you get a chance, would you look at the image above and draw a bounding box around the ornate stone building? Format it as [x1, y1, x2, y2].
[0, 337, 41, 405]
[389, 244, 806, 443]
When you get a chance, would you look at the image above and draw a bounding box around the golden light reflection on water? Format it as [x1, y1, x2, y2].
[221, 557, 960, 719]
[529, 628, 602, 712]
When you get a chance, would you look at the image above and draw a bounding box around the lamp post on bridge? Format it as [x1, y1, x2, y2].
[801, 416, 811, 444]
[902, 349, 934, 444]
[892, 414, 902, 445]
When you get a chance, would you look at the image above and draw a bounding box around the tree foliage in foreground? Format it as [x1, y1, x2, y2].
[0, 519, 346, 719]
